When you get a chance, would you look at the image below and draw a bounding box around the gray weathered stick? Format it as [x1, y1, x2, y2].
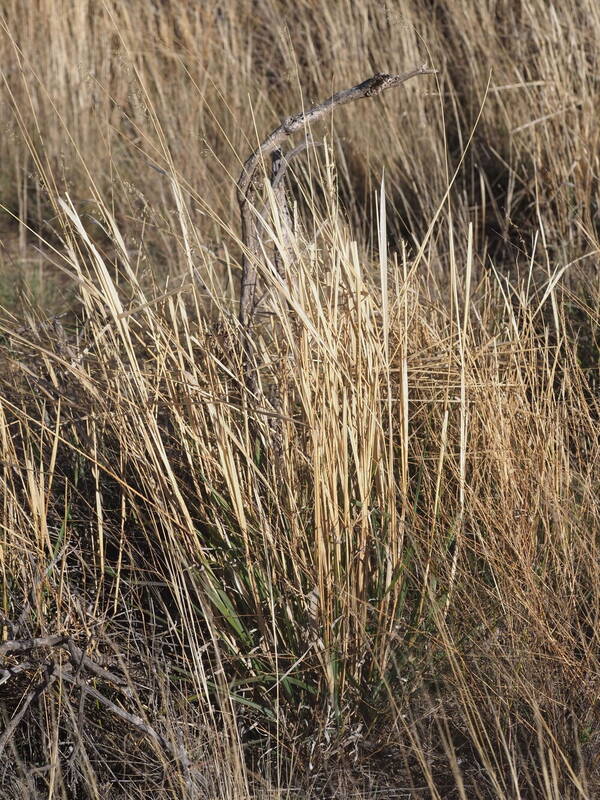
[270, 147, 295, 281]
[237, 64, 436, 330]
[0, 662, 59, 756]
[0, 629, 201, 786]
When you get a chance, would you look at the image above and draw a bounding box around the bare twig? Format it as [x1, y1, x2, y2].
[237, 65, 436, 330]
[270, 139, 323, 192]
[0, 634, 66, 656]
[65, 638, 131, 696]
[1, 635, 128, 692]
[57, 666, 196, 773]
[0, 661, 35, 685]
[0, 629, 200, 785]
[0, 662, 58, 756]
[265, 140, 325, 283]
[270, 147, 295, 281]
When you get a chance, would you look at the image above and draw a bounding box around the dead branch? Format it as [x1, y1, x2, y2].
[0, 635, 66, 656]
[270, 147, 295, 281]
[0, 634, 129, 694]
[56, 665, 198, 777]
[0, 661, 59, 756]
[237, 64, 436, 330]
[0, 634, 204, 786]
[0, 630, 203, 775]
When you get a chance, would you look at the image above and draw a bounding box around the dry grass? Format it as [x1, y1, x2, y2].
[0, 1, 599, 798]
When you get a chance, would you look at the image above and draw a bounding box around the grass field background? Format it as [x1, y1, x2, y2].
[0, 2, 599, 797]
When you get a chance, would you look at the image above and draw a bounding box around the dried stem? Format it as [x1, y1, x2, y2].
[0, 629, 202, 786]
[237, 65, 436, 330]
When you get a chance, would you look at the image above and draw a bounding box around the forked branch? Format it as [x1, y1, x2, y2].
[237, 64, 436, 329]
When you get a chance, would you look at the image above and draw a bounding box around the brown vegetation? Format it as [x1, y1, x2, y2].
[0, 1, 599, 798]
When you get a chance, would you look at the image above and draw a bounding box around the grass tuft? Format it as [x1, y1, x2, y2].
[1, 2, 599, 798]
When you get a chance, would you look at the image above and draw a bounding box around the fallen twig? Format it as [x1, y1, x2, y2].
[0, 628, 204, 786]
[0, 661, 58, 756]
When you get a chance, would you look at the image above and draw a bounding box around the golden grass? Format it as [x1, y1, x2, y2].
[0, 1, 599, 798]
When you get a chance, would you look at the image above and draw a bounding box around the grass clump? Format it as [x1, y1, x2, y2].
[1, 2, 599, 798]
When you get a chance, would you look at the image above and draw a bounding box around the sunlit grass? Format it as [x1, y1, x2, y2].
[1, 2, 599, 798]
